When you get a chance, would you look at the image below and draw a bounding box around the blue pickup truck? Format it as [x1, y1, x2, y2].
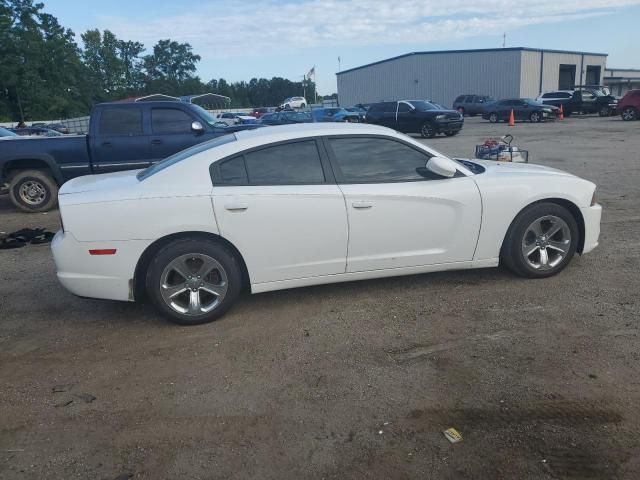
[0, 101, 259, 212]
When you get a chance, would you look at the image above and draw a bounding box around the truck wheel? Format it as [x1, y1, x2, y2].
[8, 170, 59, 213]
[598, 106, 610, 117]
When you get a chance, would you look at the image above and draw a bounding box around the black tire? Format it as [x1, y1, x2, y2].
[146, 238, 243, 325]
[621, 107, 638, 121]
[8, 169, 58, 213]
[488, 112, 499, 123]
[501, 202, 579, 279]
[444, 130, 459, 137]
[598, 106, 610, 117]
[420, 122, 436, 138]
[530, 111, 542, 123]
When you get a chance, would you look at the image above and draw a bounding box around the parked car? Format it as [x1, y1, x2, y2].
[365, 100, 463, 138]
[215, 112, 257, 125]
[482, 99, 558, 123]
[452, 95, 495, 116]
[279, 96, 307, 109]
[259, 111, 313, 125]
[616, 89, 640, 121]
[0, 126, 18, 138]
[0, 101, 261, 212]
[536, 88, 617, 117]
[343, 106, 367, 121]
[11, 127, 63, 137]
[313, 107, 361, 123]
[250, 107, 274, 119]
[51, 122, 602, 325]
[44, 123, 71, 134]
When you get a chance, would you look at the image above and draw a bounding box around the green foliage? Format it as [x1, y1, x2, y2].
[0, 0, 319, 121]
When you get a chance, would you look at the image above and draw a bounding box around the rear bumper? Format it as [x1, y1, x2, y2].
[51, 230, 150, 302]
[580, 203, 602, 254]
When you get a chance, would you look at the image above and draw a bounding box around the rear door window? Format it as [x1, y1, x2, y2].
[99, 107, 143, 136]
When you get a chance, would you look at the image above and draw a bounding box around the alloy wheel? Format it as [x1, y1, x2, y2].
[489, 113, 498, 123]
[160, 253, 228, 315]
[622, 107, 637, 121]
[531, 112, 541, 123]
[521, 215, 571, 270]
[421, 123, 435, 137]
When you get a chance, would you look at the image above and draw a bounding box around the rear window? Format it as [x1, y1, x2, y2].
[99, 107, 143, 136]
[137, 134, 237, 181]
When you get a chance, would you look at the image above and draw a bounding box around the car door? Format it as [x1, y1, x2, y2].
[149, 107, 206, 163]
[211, 139, 348, 284]
[396, 101, 416, 133]
[91, 105, 151, 173]
[325, 135, 482, 272]
[496, 100, 512, 120]
[513, 99, 528, 120]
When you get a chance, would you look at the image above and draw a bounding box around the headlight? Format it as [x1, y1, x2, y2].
[435, 114, 447, 120]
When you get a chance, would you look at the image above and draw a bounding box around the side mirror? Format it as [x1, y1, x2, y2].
[191, 121, 204, 133]
[426, 156, 457, 178]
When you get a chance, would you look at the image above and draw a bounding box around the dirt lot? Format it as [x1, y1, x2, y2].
[1, 116, 639, 480]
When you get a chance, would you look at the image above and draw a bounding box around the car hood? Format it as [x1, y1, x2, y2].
[465, 159, 574, 177]
[59, 169, 141, 199]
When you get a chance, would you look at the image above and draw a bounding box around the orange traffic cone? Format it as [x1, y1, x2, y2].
[508, 109, 515, 127]
[559, 104, 564, 120]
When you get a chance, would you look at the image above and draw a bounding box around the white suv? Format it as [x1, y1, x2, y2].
[280, 96, 307, 109]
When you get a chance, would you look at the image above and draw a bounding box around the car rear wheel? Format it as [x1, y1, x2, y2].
[488, 113, 499, 123]
[420, 122, 436, 138]
[146, 238, 243, 325]
[621, 107, 638, 121]
[530, 111, 542, 123]
[501, 202, 578, 279]
[8, 169, 58, 213]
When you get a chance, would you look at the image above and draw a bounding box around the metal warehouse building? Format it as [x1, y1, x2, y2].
[337, 47, 607, 108]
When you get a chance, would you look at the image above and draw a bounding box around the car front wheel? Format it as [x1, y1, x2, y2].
[420, 122, 436, 138]
[621, 107, 638, 121]
[501, 202, 578, 278]
[530, 111, 542, 123]
[146, 238, 243, 325]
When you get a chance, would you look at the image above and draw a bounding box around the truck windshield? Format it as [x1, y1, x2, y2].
[190, 105, 221, 126]
[137, 134, 237, 181]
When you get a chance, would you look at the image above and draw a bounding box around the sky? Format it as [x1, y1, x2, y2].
[43, 0, 640, 95]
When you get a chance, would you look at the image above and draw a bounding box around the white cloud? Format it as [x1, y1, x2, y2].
[97, 0, 640, 57]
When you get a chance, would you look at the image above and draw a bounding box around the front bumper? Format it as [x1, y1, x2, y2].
[434, 120, 464, 132]
[52, 230, 151, 302]
[580, 203, 602, 254]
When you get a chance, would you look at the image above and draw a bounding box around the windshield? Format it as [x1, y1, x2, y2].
[0, 127, 17, 137]
[524, 98, 542, 105]
[137, 134, 237, 181]
[409, 100, 438, 111]
[190, 104, 219, 126]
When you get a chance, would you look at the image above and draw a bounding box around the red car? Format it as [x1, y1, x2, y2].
[617, 89, 640, 121]
[251, 107, 274, 119]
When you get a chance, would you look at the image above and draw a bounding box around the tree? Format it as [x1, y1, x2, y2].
[143, 39, 200, 83]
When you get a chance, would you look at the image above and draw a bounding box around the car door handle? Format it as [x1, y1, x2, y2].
[151, 139, 162, 145]
[224, 202, 248, 211]
[352, 201, 373, 209]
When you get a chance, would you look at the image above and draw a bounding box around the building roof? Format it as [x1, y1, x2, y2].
[336, 47, 608, 75]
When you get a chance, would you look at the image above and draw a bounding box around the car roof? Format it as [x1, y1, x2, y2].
[235, 122, 389, 143]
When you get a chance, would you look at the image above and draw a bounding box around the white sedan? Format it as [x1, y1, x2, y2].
[52, 123, 601, 325]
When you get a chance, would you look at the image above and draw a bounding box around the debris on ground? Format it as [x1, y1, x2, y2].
[75, 393, 96, 403]
[0, 227, 55, 249]
[443, 427, 463, 444]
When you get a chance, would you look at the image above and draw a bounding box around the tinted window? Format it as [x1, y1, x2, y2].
[454, 95, 465, 103]
[244, 141, 325, 184]
[464, 96, 474, 103]
[329, 137, 434, 183]
[99, 107, 143, 136]
[398, 102, 412, 113]
[219, 156, 248, 184]
[152, 108, 193, 134]
[410, 100, 437, 111]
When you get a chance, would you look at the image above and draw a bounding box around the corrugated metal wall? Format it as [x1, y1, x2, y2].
[337, 50, 522, 108]
[520, 51, 607, 97]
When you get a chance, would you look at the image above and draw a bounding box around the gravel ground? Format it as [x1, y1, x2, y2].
[1, 116, 639, 480]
